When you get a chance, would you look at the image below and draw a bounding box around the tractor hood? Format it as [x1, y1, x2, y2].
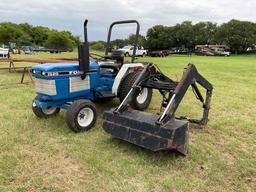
[33, 62, 79, 72]
[33, 60, 98, 72]
[32, 60, 99, 79]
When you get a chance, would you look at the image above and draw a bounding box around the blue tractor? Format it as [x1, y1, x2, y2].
[32, 20, 152, 132]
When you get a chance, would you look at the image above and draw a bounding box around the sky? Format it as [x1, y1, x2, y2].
[0, 0, 255, 41]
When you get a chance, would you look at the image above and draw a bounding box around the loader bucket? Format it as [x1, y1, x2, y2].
[102, 108, 189, 155]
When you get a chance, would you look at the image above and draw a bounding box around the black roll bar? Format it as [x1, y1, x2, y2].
[105, 20, 140, 63]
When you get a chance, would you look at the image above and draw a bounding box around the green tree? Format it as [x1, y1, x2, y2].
[173, 21, 194, 49]
[193, 22, 217, 45]
[110, 39, 127, 48]
[90, 41, 105, 50]
[0, 22, 31, 46]
[19, 23, 34, 44]
[0, 22, 80, 49]
[146, 25, 172, 50]
[31, 26, 52, 46]
[44, 31, 73, 50]
[215, 20, 256, 53]
[62, 31, 81, 47]
[127, 34, 146, 47]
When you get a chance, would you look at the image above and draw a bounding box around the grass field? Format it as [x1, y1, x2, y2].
[0, 53, 255, 191]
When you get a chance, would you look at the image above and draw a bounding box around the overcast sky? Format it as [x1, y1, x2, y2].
[0, 0, 255, 41]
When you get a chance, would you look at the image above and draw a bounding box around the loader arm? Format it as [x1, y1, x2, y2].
[158, 64, 213, 125]
[115, 63, 213, 125]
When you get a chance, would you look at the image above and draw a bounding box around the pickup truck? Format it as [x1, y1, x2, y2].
[118, 45, 147, 57]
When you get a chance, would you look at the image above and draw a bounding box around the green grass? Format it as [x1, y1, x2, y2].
[0, 53, 255, 191]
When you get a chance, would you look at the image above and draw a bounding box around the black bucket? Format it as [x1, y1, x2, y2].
[102, 108, 189, 155]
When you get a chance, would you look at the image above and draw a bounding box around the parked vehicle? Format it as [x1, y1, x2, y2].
[9, 48, 19, 54]
[118, 45, 147, 57]
[169, 47, 190, 55]
[148, 50, 169, 57]
[0, 47, 9, 58]
[195, 45, 230, 56]
[21, 46, 33, 54]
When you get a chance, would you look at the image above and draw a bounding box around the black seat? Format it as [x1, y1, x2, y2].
[100, 62, 122, 75]
[100, 50, 124, 75]
[100, 62, 121, 69]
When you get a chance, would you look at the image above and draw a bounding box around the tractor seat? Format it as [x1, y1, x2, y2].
[100, 50, 124, 75]
[100, 62, 121, 69]
[99, 62, 122, 75]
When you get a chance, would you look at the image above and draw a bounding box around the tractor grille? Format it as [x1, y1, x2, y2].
[69, 77, 90, 93]
[35, 78, 56, 95]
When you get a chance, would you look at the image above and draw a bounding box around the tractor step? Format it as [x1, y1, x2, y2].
[103, 108, 189, 155]
[96, 91, 115, 99]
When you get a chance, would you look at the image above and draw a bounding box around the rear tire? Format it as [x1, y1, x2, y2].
[119, 72, 152, 111]
[66, 100, 97, 132]
[32, 101, 60, 118]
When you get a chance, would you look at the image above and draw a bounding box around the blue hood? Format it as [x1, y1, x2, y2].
[32, 60, 98, 72]
[32, 62, 78, 72]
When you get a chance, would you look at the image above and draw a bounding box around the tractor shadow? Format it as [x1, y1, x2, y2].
[104, 136, 185, 166]
[94, 98, 120, 114]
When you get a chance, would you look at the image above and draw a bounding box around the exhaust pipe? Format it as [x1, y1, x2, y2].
[78, 19, 89, 77]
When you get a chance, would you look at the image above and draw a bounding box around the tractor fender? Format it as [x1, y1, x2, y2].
[112, 63, 144, 96]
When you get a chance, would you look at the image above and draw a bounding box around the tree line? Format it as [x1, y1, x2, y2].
[146, 19, 256, 53]
[92, 20, 256, 54]
[1, 20, 255, 53]
[0, 22, 80, 50]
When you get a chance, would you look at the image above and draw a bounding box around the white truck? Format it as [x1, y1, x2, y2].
[0, 47, 9, 58]
[118, 45, 147, 57]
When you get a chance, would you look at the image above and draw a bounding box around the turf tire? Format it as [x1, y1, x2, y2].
[119, 72, 152, 111]
[66, 100, 97, 133]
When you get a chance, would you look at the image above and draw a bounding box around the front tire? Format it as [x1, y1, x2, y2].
[119, 72, 152, 111]
[66, 100, 97, 133]
[32, 101, 60, 118]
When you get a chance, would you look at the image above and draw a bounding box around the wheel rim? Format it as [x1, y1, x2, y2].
[136, 88, 148, 104]
[77, 107, 94, 127]
[42, 107, 57, 115]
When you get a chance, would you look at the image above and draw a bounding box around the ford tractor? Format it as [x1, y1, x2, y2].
[32, 20, 152, 132]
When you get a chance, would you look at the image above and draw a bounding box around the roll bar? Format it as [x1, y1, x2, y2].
[105, 20, 140, 63]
